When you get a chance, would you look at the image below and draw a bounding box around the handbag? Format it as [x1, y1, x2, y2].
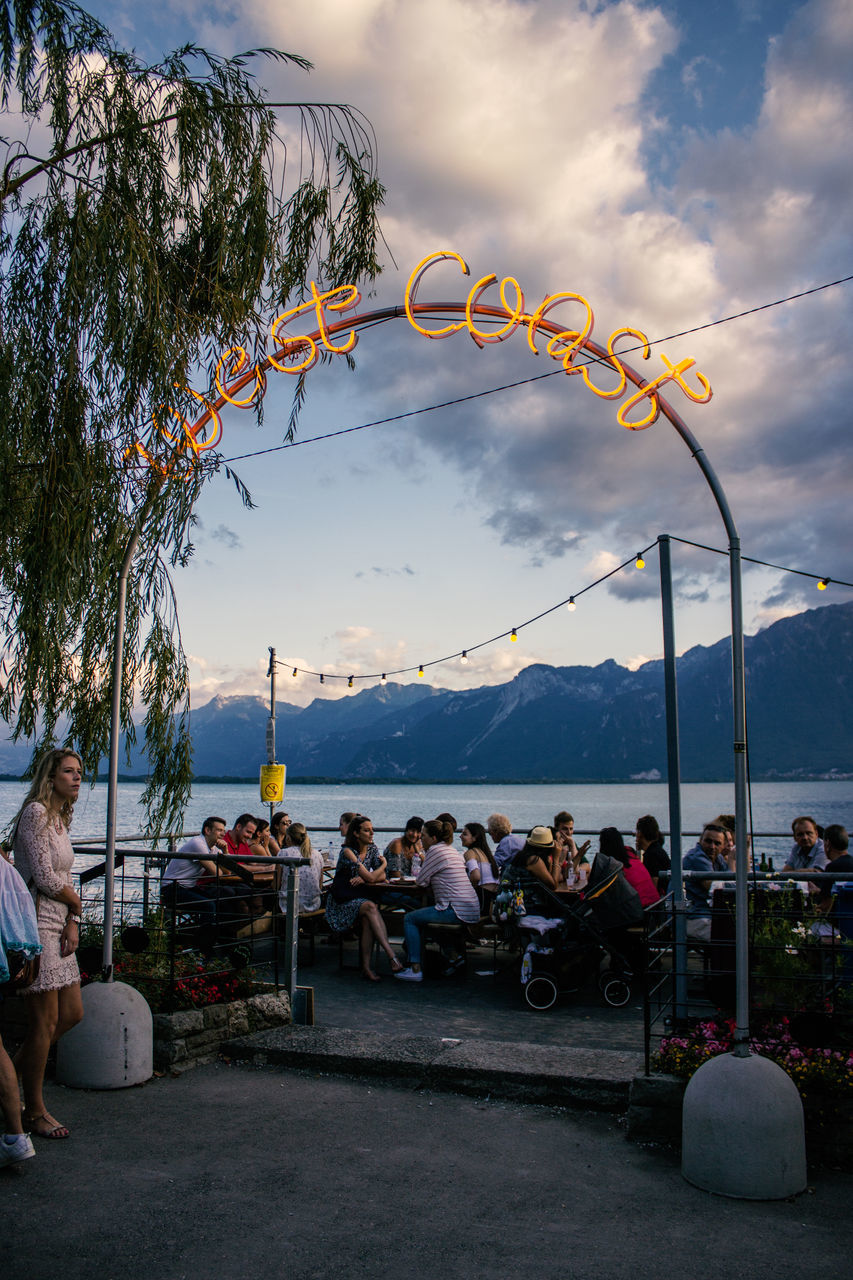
[0, 949, 41, 994]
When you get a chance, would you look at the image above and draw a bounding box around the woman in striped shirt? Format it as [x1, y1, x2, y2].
[395, 817, 481, 983]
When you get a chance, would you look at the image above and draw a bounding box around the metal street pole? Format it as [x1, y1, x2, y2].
[658, 534, 687, 1025]
[267, 647, 277, 827]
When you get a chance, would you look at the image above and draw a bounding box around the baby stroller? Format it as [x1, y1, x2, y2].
[495, 853, 644, 1011]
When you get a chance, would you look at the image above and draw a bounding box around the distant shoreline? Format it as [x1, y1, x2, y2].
[3, 773, 851, 786]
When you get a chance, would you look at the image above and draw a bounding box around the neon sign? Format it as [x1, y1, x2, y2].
[129, 248, 712, 475]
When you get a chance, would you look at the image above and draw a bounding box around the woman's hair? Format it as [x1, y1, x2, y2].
[345, 815, 373, 847]
[713, 813, 735, 834]
[271, 811, 289, 835]
[13, 748, 82, 833]
[636, 814, 661, 844]
[435, 811, 457, 831]
[404, 816, 424, 835]
[339, 811, 357, 827]
[254, 818, 269, 836]
[423, 817, 454, 845]
[285, 822, 312, 858]
[463, 822, 499, 878]
[599, 827, 629, 866]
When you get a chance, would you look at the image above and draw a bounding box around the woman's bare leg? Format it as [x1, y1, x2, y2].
[0, 1037, 24, 1135]
[15, 984, 82, 1135]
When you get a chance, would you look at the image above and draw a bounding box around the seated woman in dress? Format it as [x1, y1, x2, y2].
[599, 827, 659, 907]
[460, 822, 500, 903]
[383, 817, 424, 878]
[277, 822, 324, 915]
[324, 816, 403, 982]
[395, 818, 482, 983]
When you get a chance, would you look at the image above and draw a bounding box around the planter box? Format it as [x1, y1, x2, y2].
[627, 1071, 853, 1168]
[152, 991, 291, 1071]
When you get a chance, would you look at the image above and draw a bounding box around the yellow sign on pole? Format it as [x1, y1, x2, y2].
[260, 764, 285, 804]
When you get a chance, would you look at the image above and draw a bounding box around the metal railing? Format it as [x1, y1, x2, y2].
[643, 872, 853, 1075]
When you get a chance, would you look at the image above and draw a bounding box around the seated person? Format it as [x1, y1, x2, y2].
[223, 813, 266, 913]
[277, 822, 324, 914]
[460, 822, 499, 897]
[270, 811, 290, 848]
[498, 826, 566, 922]
[249, 818, 278, 900]
[783, 816, 828, 878]
[325, 815, 401, 982]
[395, 817, 481, 983]
[161, 816, 252, 935]
[599, 827, 659, 907]
[812, 825, 853, 927]
[383, 817, 424, 878]
[635, 814, 670, 892]
[553, 811, 591, 888]
[487, 813, 526, 869]
[682, 824, 729, 942]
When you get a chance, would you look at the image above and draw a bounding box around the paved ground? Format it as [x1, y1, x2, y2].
[2, 1062, 850, 1280]
[279, 928, 650, 1055]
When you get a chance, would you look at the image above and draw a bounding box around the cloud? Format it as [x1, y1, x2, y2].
[681, 55, 723, 109]
[354, 564, 416, 579]
[211, 525, 242, 550]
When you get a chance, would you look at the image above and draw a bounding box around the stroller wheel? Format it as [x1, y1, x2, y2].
[603, 977, 631, 1007]
[525, 975, 558, 1011]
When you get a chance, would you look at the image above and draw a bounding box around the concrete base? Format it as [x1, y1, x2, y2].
[682, 1051, 807, 1199]
[56, 981, 153, 1089]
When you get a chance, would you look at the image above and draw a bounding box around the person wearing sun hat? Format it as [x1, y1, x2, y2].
[504, 825, 567, 916]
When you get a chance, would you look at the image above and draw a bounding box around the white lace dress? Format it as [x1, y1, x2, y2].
[13, 802, 79, 994]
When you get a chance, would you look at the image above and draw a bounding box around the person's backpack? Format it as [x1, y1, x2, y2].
[494, 862, 528, 922]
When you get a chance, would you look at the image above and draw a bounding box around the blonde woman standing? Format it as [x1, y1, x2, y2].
[11, 749, 84, 1139]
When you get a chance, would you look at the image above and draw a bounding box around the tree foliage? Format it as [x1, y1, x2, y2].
[0, 0, 384, 832]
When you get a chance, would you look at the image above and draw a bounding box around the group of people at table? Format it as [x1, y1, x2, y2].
[161, 807, 673, 982]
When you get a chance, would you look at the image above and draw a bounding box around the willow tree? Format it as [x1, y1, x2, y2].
[0, 1, 384, 830]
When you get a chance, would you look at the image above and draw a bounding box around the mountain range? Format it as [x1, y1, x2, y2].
[2, 601, 850, 782]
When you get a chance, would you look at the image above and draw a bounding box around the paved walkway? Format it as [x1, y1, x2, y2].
[3, 1063, 851, 1280]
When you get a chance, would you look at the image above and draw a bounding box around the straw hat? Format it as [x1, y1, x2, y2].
[526, 825, 555, 849]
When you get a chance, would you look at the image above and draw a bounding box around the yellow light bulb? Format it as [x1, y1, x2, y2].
[635, 554, 645, 570]
[348, 675, 353, 688]
[566, 597, 576, 612]
[292, 668, 298, 678]
[510, 628, 518, 642]
[418, 665, 424, 678]
[818, 578, 829, 591]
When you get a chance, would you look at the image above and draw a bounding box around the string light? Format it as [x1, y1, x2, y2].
[269, 538, 848, 689]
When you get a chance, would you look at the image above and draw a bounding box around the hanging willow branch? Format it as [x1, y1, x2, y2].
[0, 1, 385, 833]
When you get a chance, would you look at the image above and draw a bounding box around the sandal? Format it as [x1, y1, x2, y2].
[389, 957, 404, 974]
[25, 1113, 70, 1140]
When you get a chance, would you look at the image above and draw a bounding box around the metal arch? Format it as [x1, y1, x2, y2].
[188, 296, 750, 1052]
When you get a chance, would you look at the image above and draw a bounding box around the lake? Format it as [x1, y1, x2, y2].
[2, 778, 851, 863]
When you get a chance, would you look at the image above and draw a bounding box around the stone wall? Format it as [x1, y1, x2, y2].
[153, 992, 291, 1071]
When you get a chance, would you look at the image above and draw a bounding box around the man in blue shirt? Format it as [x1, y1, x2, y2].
[682, 823, 730, 942]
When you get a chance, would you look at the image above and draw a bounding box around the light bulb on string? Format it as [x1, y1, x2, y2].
[460, 651, 469, 664]
[510, 628, 518, 643]
[818, 578, 830, 591]
[635, 553, 645, 570]
[319, 674, 325, 684]
[380, 673, 387, 686]
[566, 597, 576, 612]
[291, 668, 298, 678]
[347, 675, 353, 688]
[418, 664, 424, 678]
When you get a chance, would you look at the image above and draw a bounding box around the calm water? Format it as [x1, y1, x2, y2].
[2, 779, 851, 864]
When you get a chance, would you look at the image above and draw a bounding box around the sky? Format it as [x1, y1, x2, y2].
[83, 0, 852, 708]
